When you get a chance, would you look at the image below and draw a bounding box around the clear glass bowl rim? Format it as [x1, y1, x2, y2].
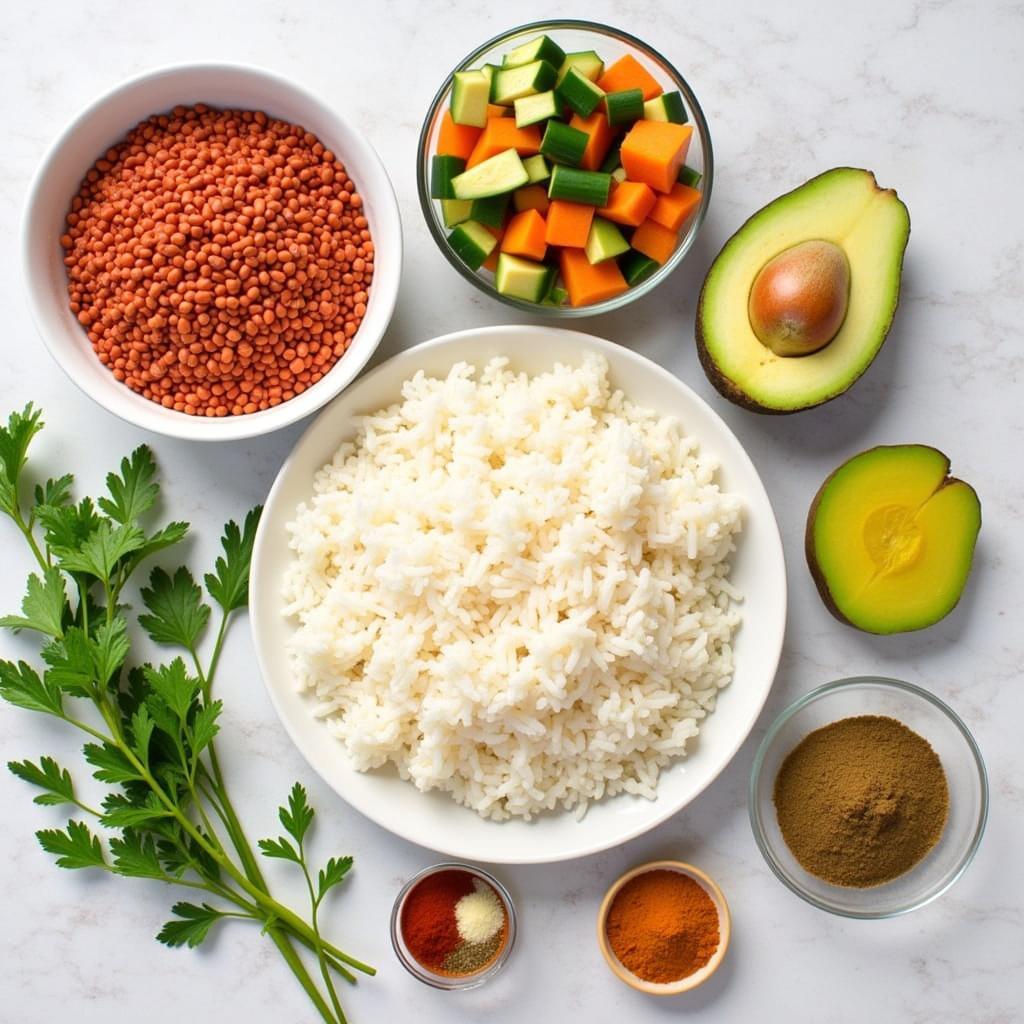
[748, 675, 989, 920]
[415, 18, 714, 317]
[389, 861, 518, 989]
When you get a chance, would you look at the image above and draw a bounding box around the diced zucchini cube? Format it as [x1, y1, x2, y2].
[514, 90, 560, 128]
[523, 154, 550, 183]
[503, 34, 566, 70]
[492, 60, 558, 105]
[440, 198, 472, 228]
[451, 70, 491, 127]
[585, 218, 630, 264]
[557, 50, 604, 84]
[448, 220, 497, 270]
[643, 91, 689, 124]
[451, 149, 529, 199]
[495, 253, 555, 302]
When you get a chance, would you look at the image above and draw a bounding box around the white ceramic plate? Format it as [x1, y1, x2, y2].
[250, 325, 787, 863]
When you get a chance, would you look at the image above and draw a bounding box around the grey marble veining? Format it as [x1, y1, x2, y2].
[1, 0, 1022, 1020]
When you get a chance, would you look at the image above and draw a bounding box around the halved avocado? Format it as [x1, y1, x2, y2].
[806, 446, 981, 634]
[697, 168, 910, 413]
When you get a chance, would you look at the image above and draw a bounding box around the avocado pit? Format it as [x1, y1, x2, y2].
[748, 239, 851, 357]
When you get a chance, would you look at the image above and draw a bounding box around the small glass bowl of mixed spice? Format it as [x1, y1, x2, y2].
[391, 862, 516, 989]
[597, 860, 730, 994]
[750, 676, 988, 918]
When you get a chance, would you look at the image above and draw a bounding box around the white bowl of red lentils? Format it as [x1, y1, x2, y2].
[23, 62, 401, 440]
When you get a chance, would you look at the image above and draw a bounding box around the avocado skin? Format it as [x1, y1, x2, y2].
[695, 167, 910, 415]
[804, 445, 982, 635]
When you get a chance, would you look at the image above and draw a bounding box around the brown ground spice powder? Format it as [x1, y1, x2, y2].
[773, 715, 949, 888]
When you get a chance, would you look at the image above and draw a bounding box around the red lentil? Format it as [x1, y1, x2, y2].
[61, 104, 375, 417]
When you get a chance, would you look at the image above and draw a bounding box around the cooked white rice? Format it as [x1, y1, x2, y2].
[282, 353, 742, 821]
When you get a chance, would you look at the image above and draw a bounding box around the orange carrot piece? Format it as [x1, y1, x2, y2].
[569, 111, 616, 171]
[630, 218, 679, 264]
[487, 103, 512, 119]
[501, 209, 548, 261]
[466, 117, 542, 167]
[597, 55, 663, 101]
[597, 180, 657, 227]
[438, 111, 482, 160]
[513, 184, 550, 215]
[648, 183, 702, 232]
[619, 121, 693, 193]
[559, 248, 629, 306]
[545, 200, 595, 248]
[481, 221, 506, 272]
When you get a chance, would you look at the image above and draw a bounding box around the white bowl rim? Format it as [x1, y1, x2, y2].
[21, 60, 402, 442]
[250, 324, 787, 863]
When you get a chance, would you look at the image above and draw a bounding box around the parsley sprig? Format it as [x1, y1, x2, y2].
[0, 406, 372, 1024]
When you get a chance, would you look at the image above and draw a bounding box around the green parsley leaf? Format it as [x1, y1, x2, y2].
[83, 742, 142, 785]
[125, 520, 190, 576]
[93, 616, 130, 684]
[130, 705, 155, 766]
[54, 521, 145, 580]
[0, 567, 68, 637]
[35, 497, 102, 553]
[157, 902, 227, 948]
[0, 404, 43, 515]
[8, 756, 77, 807]
[258, 836, 302, 864]
[189, 700, 221, 760]
[143, 658, 199, 723]
[139, 566, 210, 650]
[40, 629, 95, 696]
[0, 659, 64, 715]
[317, 856, 353, 901]
[100, 792, 171, 829]
[37, 820, 106, 870]
[109, 829, 166, 880]
[98, 446, 159, 525]
[279, 782, 314, 846]
[205, 507, 261, 613]
[34, 473, 74, 510]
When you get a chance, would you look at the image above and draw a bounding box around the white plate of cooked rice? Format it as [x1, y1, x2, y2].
[250, 325, 786, 863]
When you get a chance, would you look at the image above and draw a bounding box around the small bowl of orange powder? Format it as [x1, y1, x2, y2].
[597, 860, 730, 994]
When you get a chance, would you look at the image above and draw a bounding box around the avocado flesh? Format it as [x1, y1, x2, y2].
[806, 445, 981, 634]
[697, 168, 910, 412]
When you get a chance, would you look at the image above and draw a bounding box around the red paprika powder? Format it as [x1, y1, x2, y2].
[400, 869, 475, 968]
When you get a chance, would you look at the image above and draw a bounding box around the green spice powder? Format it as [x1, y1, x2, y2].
[442, 931, 503, 974]
[773, 714, 949, 888]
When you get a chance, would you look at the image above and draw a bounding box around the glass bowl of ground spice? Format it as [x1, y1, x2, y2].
[597, 861, 730, 994]
[390, 862, 516, 990]
[750, 676, 988, 919]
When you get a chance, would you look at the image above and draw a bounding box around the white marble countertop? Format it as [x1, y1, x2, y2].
[2, 0, 1022, 1020]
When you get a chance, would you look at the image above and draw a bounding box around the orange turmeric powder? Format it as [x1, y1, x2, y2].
[605, 869, 720, 983]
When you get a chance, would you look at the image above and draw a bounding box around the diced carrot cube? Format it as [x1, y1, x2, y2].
[619, 121, 693, 193]
[545, 200, 595, 248]
[466, 117, 542, 167]
[481, 221, 506, 271]
[597, 54, 663, 101]
[648, 183, 702, 232]
[569, 111, 615, 172]
[513, 184, 550, 215]
[597, 180, 657, 227]
[501, 209, 548, 261]
[487, 103, 511, 119]
[438, 110, 482, 161]
[559, 248, 629, 306]
[630, 218, 679, 264]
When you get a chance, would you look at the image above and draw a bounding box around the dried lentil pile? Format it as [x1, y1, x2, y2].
[61, 104, 374, 417]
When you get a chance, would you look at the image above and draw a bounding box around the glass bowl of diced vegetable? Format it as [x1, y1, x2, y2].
[417, 20, 712, 314]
